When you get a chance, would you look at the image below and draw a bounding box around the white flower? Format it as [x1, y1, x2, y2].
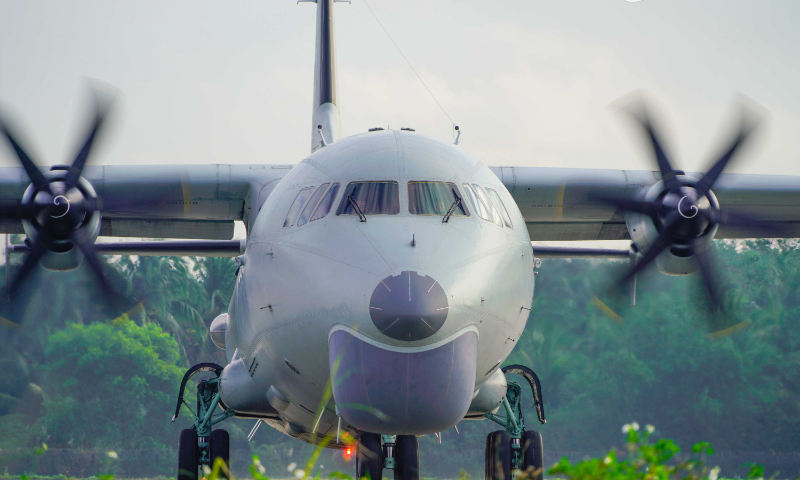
[645, 425, 655, 434]
[604, 457, 611, 465]
[287, 462, 297, 473]
[631, 422, 640, 431]
[294, 469, 306, 478]
[622, 424, 632, 433]
[202, 465, 212, 475]
[254, 458, 266, 474]
[107, 451, 118, 459]
[709, 466, 721, 480]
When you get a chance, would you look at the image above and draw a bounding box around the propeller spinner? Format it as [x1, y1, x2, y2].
[0, 94, 115, 311]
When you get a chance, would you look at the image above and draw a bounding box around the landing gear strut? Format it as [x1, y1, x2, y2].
[356, 433, 419, 480]
[173, 363, 236, 480]
[485, 365, 546, 480]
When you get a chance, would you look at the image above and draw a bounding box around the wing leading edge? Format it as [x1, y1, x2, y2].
[0, 164, 293, 239]
[490, 166, 800, 241]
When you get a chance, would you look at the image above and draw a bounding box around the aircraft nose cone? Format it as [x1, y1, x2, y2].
[369, 271, 448, 341]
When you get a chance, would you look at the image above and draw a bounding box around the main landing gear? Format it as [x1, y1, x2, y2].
[357, 433, 420, 480]
[485, 365, 546, 480]
[173, 363, 236, 480]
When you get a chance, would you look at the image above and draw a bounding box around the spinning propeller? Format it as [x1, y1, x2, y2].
[0, 92, 117, 313]
[594, 98, 775, 329]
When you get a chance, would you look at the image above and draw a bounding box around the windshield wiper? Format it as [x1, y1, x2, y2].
[442, 194, 463, 223]
[348, 194, 367, 222]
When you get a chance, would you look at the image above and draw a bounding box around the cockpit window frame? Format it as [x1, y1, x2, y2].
[336, 181, 401, 216]
[486, 188, 513, 228]
[462, 183, 493, 223]
[309, 182, 340, 223]
[297, 183, 330, 227]
[472, 184, 503, 227]
[283, 187, 315, 228]
[407, 181, 470, 217]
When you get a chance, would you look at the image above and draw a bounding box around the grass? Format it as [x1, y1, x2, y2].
[3, 424, 794, 480]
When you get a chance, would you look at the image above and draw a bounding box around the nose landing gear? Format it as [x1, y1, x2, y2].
[484, 365, 546, 480]
[356, 433, 419, 480]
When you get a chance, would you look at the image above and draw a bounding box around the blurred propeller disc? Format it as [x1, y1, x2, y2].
[592, 95, 773, 333]
[0, 87, 121, 319]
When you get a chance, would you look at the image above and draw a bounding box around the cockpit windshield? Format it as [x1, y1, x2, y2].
[408, 181, 469, 216]
[337, 181, 400, 216]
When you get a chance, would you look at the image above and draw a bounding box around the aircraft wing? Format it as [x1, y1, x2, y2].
[0, 164, 293, 239]
[490, 167, 800, 241]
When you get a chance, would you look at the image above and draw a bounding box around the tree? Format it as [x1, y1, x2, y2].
[42, 316, 185, 449]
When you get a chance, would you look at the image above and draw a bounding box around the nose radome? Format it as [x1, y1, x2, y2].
[369, 270, 448, 341]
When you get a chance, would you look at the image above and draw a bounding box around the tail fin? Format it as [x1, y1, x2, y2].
[301, 0, 344, 153]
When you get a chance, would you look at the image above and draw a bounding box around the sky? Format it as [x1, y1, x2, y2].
[1, 0, 800, 250]
[1, 0, 799, 174]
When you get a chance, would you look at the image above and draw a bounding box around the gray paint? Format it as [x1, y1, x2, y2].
[0, 164, 292, 238]
[329, 328, 477, 435]
[490, 166, 800, 240]
[225, 129, 534, 446]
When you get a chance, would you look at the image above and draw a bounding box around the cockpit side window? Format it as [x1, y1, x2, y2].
[408, 181, 469, 216]
[310, 183, 340, 222]
[487, 188, 513, 228]
[283, 187, 314, 227]
[297, 183, 330, 226]
[462, 183, 492, 222]
[336, 181, 400, 216]
[473, 184, 503, 227]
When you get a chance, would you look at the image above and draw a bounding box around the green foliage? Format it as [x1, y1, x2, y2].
[42, 317, 185, 448]
[546, 425, 717, 480]
[503, 240, 800, 455]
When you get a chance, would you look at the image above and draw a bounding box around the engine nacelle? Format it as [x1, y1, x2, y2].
[20, 168, 101, 271]
[625, 175, 720, 276]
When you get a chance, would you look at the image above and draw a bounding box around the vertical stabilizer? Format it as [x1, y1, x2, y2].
[303, 0, 342, 153]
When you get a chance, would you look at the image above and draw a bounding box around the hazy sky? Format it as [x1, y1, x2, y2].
[1, 0, 799, 177]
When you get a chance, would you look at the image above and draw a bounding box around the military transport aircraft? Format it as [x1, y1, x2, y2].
[2, 1, 800, 480]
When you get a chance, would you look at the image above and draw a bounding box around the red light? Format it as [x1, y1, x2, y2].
[346, 448, 352, 455]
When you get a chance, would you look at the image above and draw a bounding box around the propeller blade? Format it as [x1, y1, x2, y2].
[618, 229, 672, 286]
[0, 119, 51, 194]
[591, 194, 661, 217]
[64, 100, 112, 186]
[71, 234, 114, 298]
[695, 119, 759, 196]
[3, 240, 47, 299]
[716, 208, 787, 237]
[623, 103, 680, 191]
[0, 203, 32, 220]
[692, 242, 722, 310]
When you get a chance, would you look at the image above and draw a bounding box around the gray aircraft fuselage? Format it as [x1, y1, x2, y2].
[221, 129, 535, 446]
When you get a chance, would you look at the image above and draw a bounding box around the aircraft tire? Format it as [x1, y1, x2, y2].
[178, 428, 198, 480]
[521, 430, 544, 480]
[210, 429, 231, 478]
[485, 430, 511, 480]
[394, 435, 420, 480]
[356, 432, 383, 480]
